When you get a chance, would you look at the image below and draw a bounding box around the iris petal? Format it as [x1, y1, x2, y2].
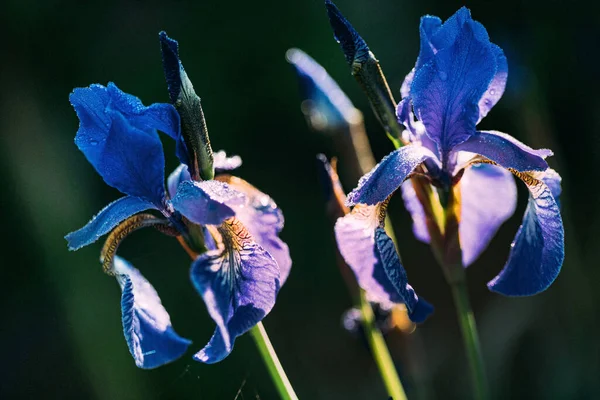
[287, 48, 356, 129]
[334, 205, 433, 322]
[346, 144, 436, 206]
[190, 218, 280, 363]
[114, 256, 191, 369]
[65, 196, 157, 250]
[167, 164, 191, 199]
[324, 0, 370, 66]
[454, 130, 551, 172]
[487, 170, 564, 295]
[459, 164, 517, 266]
[70, 84, 173, 205]
[411, 13, 496, 156]
[400, 181, 431, 243]
[477, 45, 508, 123]
[217, 176, 292, 284]
[170, 180, 245, 226]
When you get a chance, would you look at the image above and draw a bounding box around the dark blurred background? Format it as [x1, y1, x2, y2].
[1, 0, 599, 398]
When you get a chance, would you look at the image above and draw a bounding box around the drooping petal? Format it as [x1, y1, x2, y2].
[190, 218, 280, 363]
[411, 10, 497, 156]
[334, 205, 433, 322]
[287, 48, 356, 129]
[346, 144, 436, 206]
[477, 45, 508, 123]
[454, 130, 551, 172]
[538, 168, 562, 206]
[459, 163, 517, 266]
[400, 181, 431, 243]
[114, 256, 191, 369]
[213, 150, 242, 172]
[170, 180, 245, 226]
[70, 84, 171, 205]
[216, 175, 292, 284]
[65, 196, 157, 250]
[487, 170, 564, 296]
[375, 228, 433, 322]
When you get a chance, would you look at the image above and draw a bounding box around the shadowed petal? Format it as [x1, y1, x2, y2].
[487, 170, 564, 296]
[459, 164, 517, 266]
[454, 131, 551, 172]
[334, 205, 433, 322]
[191, 218, 280, 363]
[65, 196, 157, 250]
[170, 180, 245, 226]
[411, 11, 496, 156]
[477, 45, 508, 123]
[346, 144, 436, 206]
[114, 256, 191, 369]
[70, 84, 172, 205]
[287, 48, 356, 129]
[217, 175, 292, 284]
[400, 181, 431, 243]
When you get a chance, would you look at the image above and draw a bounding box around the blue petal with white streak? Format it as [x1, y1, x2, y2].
[65, 196, 157, 250]
[114, 256, 191, 369]
[190, 219, 280, 363]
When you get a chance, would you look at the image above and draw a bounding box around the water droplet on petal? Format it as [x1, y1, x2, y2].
[484, 99, 491, 106]
[438, 71, 448, 81]
[489, 89, 496, 95]
[89, 139, 98, 146]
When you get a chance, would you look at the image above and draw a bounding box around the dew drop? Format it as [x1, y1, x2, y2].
[438, 71, 448, 81]
[484, 99, 491, 106]
[89, 139, 98, 146]
[489, 89, 496, 95]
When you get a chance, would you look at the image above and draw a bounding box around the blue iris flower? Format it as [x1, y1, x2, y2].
[321, 3, 564, 322]
[65, 32, 291, 368]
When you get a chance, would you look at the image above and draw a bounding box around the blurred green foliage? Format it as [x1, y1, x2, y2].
[1, 0, 599, 398]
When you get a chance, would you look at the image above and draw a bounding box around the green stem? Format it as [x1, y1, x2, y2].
[250, 322, 299, 400]
[358, 290, 408, 400]
[449, 279, 489, 400]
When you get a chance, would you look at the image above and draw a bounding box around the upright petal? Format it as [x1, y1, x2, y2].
[411, 11, 497, 157]
[487, 170, 564, 296]
[287, 48, 356, 129]
[459, 164, 517, 266]
[65, 196, 158, 250]
[191, 218, 280, 363]
[70, 84, 169, 205]
[454, 130, 551, 172]
[346, 144, 436, 206]
[477, 45, 508, 123]
[334, 205, 433, 322]
[216, 175, 292, 284]
[114, 256, 191, 369]
[170, 180, 245, 226]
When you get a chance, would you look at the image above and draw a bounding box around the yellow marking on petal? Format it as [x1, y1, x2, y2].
[100, 214, 169, 276]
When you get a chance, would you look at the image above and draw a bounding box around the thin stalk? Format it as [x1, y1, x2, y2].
[358, 290, 408, 400]
[250, 322, 299, 400]
[449, 280, 489, 400]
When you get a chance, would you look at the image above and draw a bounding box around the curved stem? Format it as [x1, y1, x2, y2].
[358, 290, 408, 400]
[250, 322, 299, 400]
[450, 279, 489, 400]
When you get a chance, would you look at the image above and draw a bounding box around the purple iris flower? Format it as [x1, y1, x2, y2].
[327, 4, 564, 321]
[65, 33, 290, 368]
